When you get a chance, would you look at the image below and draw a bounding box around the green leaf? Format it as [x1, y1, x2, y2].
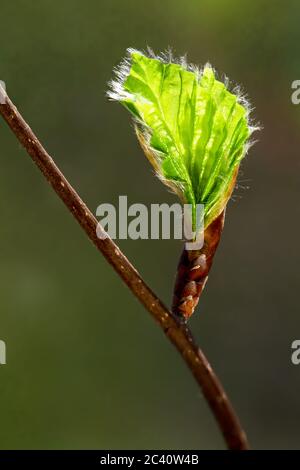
[108, 49, 254, 229]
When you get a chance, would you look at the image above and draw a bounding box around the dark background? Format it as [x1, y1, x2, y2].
[0, 0, 299, 449]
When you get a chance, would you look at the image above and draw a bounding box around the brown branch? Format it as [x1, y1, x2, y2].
[0, 86, 249, 450]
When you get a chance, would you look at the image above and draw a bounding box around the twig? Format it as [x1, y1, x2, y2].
[0, 86, 249, 450]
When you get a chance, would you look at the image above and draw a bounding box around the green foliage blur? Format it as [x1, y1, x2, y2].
[0, 0, 299, 450]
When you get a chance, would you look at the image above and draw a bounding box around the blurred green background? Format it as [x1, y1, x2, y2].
[0, 0, 299, 450]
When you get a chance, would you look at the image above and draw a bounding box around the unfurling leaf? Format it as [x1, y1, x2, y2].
[108, 49, 256, 230]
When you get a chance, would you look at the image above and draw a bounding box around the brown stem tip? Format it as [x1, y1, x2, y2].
[172, 210, 225, 320]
